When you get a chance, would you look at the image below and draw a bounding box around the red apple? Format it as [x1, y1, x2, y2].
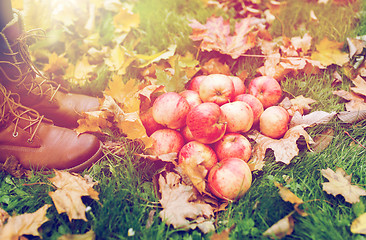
[181, 125, 195, 142]
[178, 141, 218, 171]
[140, 107, 164, 136]
[260, 106, 290, 139]
[229, 76, 246, 98]
[199, 74, 234, 106]
[186, 102, 227, 144]
[208, 157, 252, 201]
[148, 129, 184, 155]
[187, 75, 206, 92]
[220, 101, 253, 133]
[179, 90, 202, 109]
[152, 92, 190, 129]
[248, 76, 282, 108]
[213, 133, 252, 162]
[235, 94, 264, 125]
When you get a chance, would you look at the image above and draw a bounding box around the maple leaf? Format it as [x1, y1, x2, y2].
[104, 45, 136, 75]
[178, 158, 209, 195]
[201, 58, 231, 75]
[280, 95, 316, 116]
[48, 170, 99, 221]
[321, 167, 366, 204]
[247, 126, 314, 171]
[0, 207, 9, 228]
[75, 110, 113, 135]
[0, 204, 51, 239]
[65, 55, 97, 86]
[113, 6, 140, 33]
[289, 111, 337, 128]
[311, 37, 349, 66]
[189, 16, 264, 59]
[43, 52, 69, 75]
[351, 212, 366, 234]
[350, 75, 366, 97]
[136, 45, 177, 68]
[262, 212, 295, 239]
[158, 172, 215, 233]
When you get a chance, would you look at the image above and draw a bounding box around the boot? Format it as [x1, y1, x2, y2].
[0, 9, 100, 128]
[0, 83, 103, 172]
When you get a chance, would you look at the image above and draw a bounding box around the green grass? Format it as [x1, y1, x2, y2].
[1, 0, 366, 239]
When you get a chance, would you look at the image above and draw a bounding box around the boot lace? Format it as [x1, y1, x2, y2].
[2, 29, 66, 102]
[0, 84, 44, 143]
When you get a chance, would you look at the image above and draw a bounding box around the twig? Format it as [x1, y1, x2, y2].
[344, 131, 366, 149]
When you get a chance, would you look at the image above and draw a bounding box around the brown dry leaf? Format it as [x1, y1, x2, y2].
[312, 128, 335, 153]
[0, 155, 30, 178]
[333, 90, 366, 111]
[350, 212, 366, 234]
[337, 110, 366, 123]
[158, 172, 215, 233]
[0, 207, 9, 228]
[290, 95, 316, 114]
[189, 16, 264, 59]
[209, 225, 235, 240]
[247, 126, 314, 170]
[57, 230, 96, 240]
[48, 170, 99, 221]
[179, 159, 209, 195]
[262, 212, 295, 239]
[0, 204, 51, 240]
[201, 58, 231, 75]
[274, 182, 303, 205]
[289, 111, 337, 128]
[138, 84, 165, 111]
[347, 38, 366, 59]
[321, 168, 366, 204]
[350, 75, 366, 97]
[75, 110, 113, 134]
[311, 37, 349, 66]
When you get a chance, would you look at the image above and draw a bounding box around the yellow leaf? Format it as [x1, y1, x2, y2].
[263, 213, 295, 239]
[351, 212, 366, 234]
[104, 45, 136, 75]
[104, 76, 141, 113]
[0, 204, 51, 239]
[58, 230, 96, 240]
[75, 110, 113, 135]
[43, 52, 69, 74]
[274, 181, 303, 205]
[113, 7, 140, 33]
[321, 167, 366, 204]
[311, 38, 349, 66]
[48, 170, 99, 221]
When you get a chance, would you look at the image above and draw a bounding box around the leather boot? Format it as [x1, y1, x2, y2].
[0, 83, 103, 172]
[0, 9, 100, 128]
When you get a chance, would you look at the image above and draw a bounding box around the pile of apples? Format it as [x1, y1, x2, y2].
[140, 74, 290, 201]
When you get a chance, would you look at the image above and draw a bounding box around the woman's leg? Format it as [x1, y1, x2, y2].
[0, 0, 13, 30]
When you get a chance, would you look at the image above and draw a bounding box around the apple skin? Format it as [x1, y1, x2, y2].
[199, 74, 235, 106]
[213, 133, 252, 162]
[248, 76, 282, 109]
[228, 76, 246, 98]
[234, 94, 264, 125]
[178, 141, 218, 171]
[186, 102, 227, 144]
[220, 101, 253, 133]
[152, 92, 190, 129]
[208, 157, 252, 201]
[179, 90, 202, 109]
[140, 107, 164, 136]
[149, 129, 185, 156]
[187, 75, 206, 92]
[259, 106, 290, 139]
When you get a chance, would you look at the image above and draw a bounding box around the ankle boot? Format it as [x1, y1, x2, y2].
[0, 9, 100, 128]
[0, 84, 103, 172]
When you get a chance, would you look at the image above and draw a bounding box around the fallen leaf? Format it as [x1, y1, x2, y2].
[333, 90, 366, 111]
[201, 58, 231, 75]
[189, 16, 264, 59]
[104, 45, 136, 75]
[312, 128, 334, 153]
[0, 207, 9, 228]
[135, 152, 178, 162]
[311, 37, 349, 66]
[321, 167, 366, 204]
[337, 110, 366, 123]
[158, 172, 215, 233]
[350, 75, 366, 97]
[179, 158, 209, 195]
[347, 37, 366, 59]
[0, 204, 51, 239]
[289, 111, 337, 128]
[350, 212, 366, 234]
[262, 213, 295, 239]
[48, 170, 99, 221]
[0, 155, 30, 178]
[57, 230, 96, 240]
[66, 55, 97, 86]
[113, 7, 139, 33]
[290, 95, 316, 114]
[247, 126, 314, 170]
[274, 181, 303, 205]
[209, 225, 235, 240]
[43, 52, 69, 75]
